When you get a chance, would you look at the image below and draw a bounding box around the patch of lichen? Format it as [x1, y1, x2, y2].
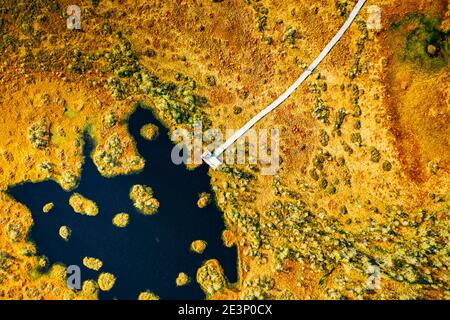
[69, 193, 99, 216]
[137, 290, 159, 300]
[129, 184, 160, 215]
[197, 259, 233, 298]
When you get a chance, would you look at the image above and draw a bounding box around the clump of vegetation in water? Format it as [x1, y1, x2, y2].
[82, 280, 98, 296]
[112, 213, 129, 228]
[69, 193, 99, 216]
[176, 272, 190, 286]
[197, 259, 227, 296]
[59, 226, 71, 241]
[98, 272, 116, 291]
[190, 240, 207, 254]
[83, 257, 103, 271]
[138, 290, 159, 300]
[222, 230, 235, 248]
[391, 13, 449, 70]
[42, 202, 54, 213]
[197, 192, 211, 208]
[139, 123, 159, 141]
[28, 120, 50, 149]
[130, 184, 160, 215]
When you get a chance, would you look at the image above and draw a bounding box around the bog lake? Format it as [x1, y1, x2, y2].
[9, 105, 237, 299]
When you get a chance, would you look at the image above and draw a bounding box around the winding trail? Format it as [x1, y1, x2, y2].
[203, 0, 368, 169]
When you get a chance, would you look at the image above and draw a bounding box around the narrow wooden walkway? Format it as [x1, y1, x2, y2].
[203, 0, 368, 169]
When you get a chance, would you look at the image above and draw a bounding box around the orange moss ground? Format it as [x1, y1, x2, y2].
[0, 0, 449, 300]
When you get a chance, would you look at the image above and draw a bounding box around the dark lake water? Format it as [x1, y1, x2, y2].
[8, 105, 237, 300]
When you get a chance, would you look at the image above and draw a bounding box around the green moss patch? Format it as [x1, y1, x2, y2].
[390, 13, 449, 70]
